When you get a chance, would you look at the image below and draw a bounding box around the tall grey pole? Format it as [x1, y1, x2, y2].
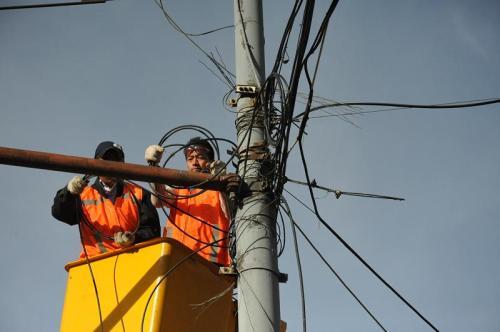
[233, 1, 281, 331]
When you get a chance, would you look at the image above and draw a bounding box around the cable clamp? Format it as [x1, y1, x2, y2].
[278, 272, 288, 283]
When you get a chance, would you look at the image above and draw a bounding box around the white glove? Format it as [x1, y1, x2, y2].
[113, 231, 135, 247]
[145, 145, 164, 165]
[209, 160, 226, 175]
[67, 175, 88, 195]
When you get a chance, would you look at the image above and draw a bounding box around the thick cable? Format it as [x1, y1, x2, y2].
[280, 199, 388, 332]
[297, 140, 439, 331]
[294, 98, 500, 120]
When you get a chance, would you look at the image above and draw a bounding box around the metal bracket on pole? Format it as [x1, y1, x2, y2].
[236, 84, 259, 95]
[219, 266, 238, 276]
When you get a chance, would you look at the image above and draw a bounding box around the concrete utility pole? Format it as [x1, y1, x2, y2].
[233, 1, 281, 331]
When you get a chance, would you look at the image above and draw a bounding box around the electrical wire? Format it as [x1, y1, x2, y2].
[280, 198, 388, 332]
[153, 0, 235, 88]
[127, 180, 232, 245]
[185, 24, 234, 37]
[286, 177, 405, 201]
[0, 0, 106, 10]
[276, 207, 287, 257]
[140, 237, 229, 332]
[76, 202, 104, 332]
[296, 139, 440, 331]
[112, 256, 126, 332]
[280, 200, 307, 332]
[294, 98, 500, 120]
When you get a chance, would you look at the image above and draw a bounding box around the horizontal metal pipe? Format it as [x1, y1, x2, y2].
[0, 146, 224, 191]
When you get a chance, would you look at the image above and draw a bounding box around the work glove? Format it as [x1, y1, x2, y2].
[67, 175, 88, 195]
[145, 145, 164, 165]
[209, 160, 227, 176]
[114, 231, 135, 247]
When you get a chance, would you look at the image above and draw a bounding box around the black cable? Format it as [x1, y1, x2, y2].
[280, 202, 307, 332]
[296, 140, 439, 331]
[112, 256, 126, 332]
[231, 194, 282, 263]
[199, 60, 234, 89]
[276, 208, 287, 257]
[294, 98, 500, 120]
[153, 0, 235, 88]
[273, 0, 316, 199]
[186, 24, 234, 37]
[127, 180, 230, 239]
[154, 124, 246, 195]
[76, 202, 104, 332]
[0, 0, 106, 10]
[286, 177, 405, 201]
[296, 0, 340, 143]
[143, 123, 265, 263]
[280, 198, 388, 332]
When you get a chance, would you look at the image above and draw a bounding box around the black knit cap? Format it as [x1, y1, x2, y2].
[94, 141, 125, 161]
[184, 137, 214, 161]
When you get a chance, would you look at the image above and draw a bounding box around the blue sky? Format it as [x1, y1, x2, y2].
[1, 1, 499, 331]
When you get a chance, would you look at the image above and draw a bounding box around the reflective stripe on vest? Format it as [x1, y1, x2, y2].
[78, 183, 143, 258]
[81, 197, 104, 206]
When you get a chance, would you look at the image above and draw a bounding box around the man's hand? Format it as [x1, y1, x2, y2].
[67, 175, 88, 195]
[220, 173, 241, 193]
[145, 145, 164, 165]
[114, 231, 135, 247]
[209, 160, 226, 175]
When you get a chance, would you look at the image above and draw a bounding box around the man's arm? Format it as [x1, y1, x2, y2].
[51, 187, 82, 225]
[144, 144, 178, 208]
[150, 183, 177, 207]
[134, 189, 161, 243]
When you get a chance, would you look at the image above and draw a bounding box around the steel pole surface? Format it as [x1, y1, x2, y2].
[0, 146, 224, 190]
[234, 1, 281, 331]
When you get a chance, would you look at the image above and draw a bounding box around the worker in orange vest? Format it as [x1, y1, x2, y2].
[145, 137, 239, 266]
[52, 141, 161, 258]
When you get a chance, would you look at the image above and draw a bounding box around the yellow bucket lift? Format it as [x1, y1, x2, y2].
[60, 238, 236, 332]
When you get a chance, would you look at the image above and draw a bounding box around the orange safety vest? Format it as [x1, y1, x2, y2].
[165, 188, 230, 266]
[79, 183, 142, 258]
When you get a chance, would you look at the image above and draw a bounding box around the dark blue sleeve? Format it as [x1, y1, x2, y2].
[51, 186, 82, 226]
[134, 189, 161, 243]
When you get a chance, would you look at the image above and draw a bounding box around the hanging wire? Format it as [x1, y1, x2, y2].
[285, 177, 405, 201]
[294, 98, 500, 120]
[280, 200, 307, 332]
[153, 0, 235, 88]
[76, 201, 104, 332]
[140, 237, 230, 332]
[296, 139, 440, 331]
[280, 198, 388, 332]
[127, 180, 232, 246]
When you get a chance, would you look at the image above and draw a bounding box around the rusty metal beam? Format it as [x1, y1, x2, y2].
[0, 146, 224, 190]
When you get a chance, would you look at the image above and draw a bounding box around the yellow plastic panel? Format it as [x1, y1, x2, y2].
[60, 238, 235, 332]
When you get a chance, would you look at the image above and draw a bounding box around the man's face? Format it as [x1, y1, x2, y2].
[186, 149, 211, 173]
[98, 149, 124, 186]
